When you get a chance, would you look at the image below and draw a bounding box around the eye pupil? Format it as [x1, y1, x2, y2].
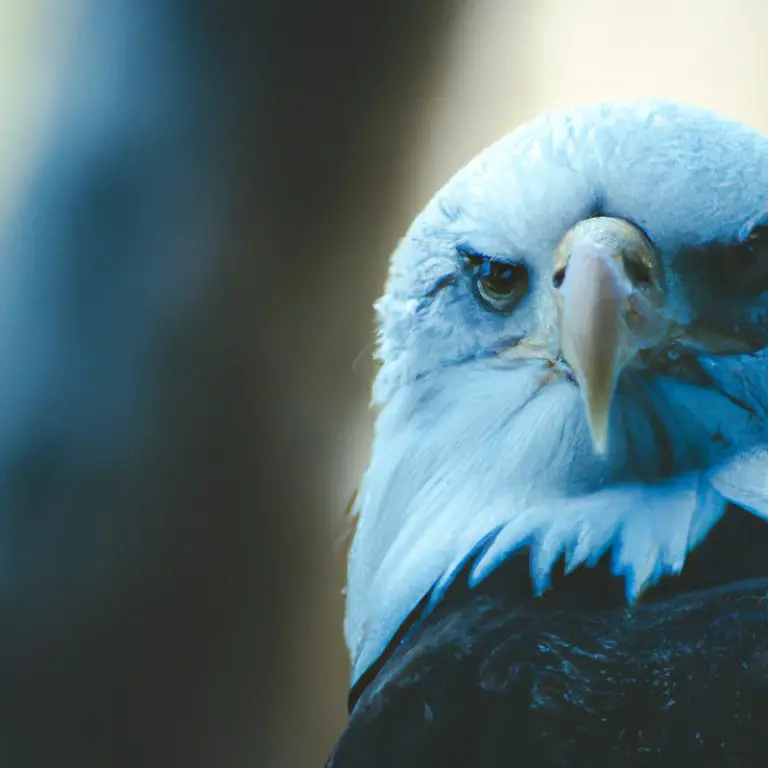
[481, 262, 518, 292]
[479, 262, 526, 294]
[458, 248, 530, 312]
[475, 260, 529, 312]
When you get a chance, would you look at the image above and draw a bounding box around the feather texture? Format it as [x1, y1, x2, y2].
[345, 100, 768, 686]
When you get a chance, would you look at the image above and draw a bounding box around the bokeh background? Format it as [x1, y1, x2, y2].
[0, 1, 767, 766]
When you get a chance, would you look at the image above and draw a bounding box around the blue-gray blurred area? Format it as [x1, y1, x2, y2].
[0, 1, 455, 766]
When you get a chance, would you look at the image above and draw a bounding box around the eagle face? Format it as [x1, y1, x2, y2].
[345, 101, 768, 683]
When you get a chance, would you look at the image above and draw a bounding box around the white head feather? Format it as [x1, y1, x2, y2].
[345, 101, 768, 684]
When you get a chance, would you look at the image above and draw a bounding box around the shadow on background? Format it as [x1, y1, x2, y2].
[0, 2, 457, 766]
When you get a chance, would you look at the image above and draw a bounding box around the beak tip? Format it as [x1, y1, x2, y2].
[589, 420, 610, 456]
[593, 433, 609, 456]
[582, 392, 611, 456]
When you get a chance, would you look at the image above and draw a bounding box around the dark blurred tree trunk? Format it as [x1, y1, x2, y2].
[0, 1, 455, 766]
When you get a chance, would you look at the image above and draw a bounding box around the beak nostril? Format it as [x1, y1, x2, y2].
[553, 267, 567, 289]
[624, 256, 652, 285]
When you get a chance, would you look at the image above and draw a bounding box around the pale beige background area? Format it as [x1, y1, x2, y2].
[0, 2, 85, 227]
[1, 1, 767, 767]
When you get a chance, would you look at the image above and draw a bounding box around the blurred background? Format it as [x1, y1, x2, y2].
[0, 1, 766, 766]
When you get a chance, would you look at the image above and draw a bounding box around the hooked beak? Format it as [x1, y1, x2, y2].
[556, 217, 663, 454]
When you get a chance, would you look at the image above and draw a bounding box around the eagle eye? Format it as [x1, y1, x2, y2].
[460, 249, 530, 313]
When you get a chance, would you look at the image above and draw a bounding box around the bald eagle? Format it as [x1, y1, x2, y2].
[328, 101, 768, 767]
